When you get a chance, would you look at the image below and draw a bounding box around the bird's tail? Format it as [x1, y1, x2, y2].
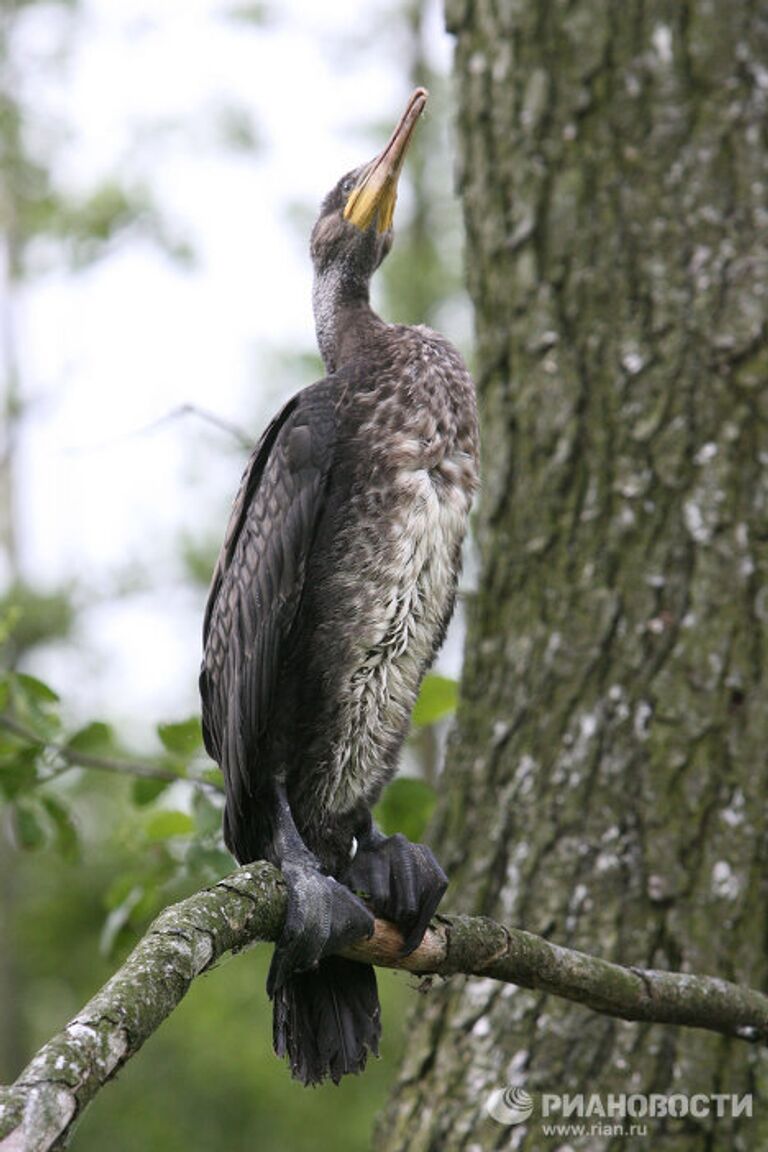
[272, 956, 381, 1085]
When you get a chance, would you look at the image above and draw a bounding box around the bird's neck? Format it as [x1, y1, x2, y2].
[312, 265, 385, 374]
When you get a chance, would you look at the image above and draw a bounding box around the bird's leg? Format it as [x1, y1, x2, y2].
[266, 777, 374, 997]
[339, 813, 448, 956]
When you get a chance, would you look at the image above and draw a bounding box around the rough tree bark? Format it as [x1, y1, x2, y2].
[376, 2, 768, 1149]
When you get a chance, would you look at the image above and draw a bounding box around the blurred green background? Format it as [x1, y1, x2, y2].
[0, 0, 472, 1146]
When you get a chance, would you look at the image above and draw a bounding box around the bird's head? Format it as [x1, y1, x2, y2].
[310, 87, 428, 295]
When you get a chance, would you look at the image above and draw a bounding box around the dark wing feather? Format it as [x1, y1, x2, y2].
[200, 381, 337, 826]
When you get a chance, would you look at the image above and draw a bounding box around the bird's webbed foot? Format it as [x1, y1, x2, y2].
[265, 777, 375, 996]
[339, 826, 448, 956]
[267, 861, 374, 998]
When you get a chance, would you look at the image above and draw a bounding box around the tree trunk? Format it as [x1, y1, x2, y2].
[376, 2, 768, 1148]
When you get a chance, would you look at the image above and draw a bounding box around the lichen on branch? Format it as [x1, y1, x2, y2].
[1, 863, 766, 1152]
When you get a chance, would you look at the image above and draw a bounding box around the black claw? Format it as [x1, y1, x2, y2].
[397, 845, 447, 955]
[339, 830, 448, 955]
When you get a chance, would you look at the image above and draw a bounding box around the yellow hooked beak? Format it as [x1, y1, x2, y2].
[343, 87, 428, 233]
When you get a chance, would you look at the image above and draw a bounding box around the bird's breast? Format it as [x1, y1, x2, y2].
[315, 456, 472, 816]
[304, 330, 479, 817]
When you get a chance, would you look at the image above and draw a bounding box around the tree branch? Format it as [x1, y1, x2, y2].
[1, 862, 766, 1151]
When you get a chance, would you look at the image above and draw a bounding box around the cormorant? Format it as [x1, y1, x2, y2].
[200, 88, 479, 1085]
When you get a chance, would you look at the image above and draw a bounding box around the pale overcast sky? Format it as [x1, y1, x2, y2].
[11, 0, 463, 736]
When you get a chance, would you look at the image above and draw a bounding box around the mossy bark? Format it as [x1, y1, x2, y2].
[375, 2, 768, 1149]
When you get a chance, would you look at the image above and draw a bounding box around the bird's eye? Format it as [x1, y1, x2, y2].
[341, 175, 356, 198]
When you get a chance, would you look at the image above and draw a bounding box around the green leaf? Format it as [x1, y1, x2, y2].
[13, 800, 46, 850]
[193, 790, 223, 838]
[411, 674, 458, 728]
[132, 776, 171, 807]
[0, 746, 40, 799]
[185, 842, 232, 880]
[374, 777, 437, 842]
[9, 673, 62, 740]
[40, 794, 80, 861]
[14, 673, 59, 706]
[65, 721, 115, 756]
[157, 717, 203, 758]
[131, 883, 167, 925]
[100, 885, 145, 957]
[145, 809, 194, 842]
[105, 873, 142, 911]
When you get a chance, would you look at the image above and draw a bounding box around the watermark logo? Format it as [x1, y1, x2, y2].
[485, 1088, 753, 1135]
[485, 1087, 534, 1126]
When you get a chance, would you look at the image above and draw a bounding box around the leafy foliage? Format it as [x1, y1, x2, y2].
[0, 662, 428, 1150]
[157, 716, 205, 758]
[66, 722, 116, 756]
[375, 777, 438, 843]
[0, 669, 228, 961]
[0, 584, 75, 663]
[0, 669, 457, 896]
[410, 673, 458, 728]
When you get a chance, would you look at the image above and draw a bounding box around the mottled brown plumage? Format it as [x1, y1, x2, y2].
[200, 89, 478, 1084]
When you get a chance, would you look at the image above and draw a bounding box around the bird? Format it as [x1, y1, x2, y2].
[200, 88, 479, 1086]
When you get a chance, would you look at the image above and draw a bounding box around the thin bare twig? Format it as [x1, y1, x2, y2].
[66, 403, 254, 455]
[0, 713, 224, 794]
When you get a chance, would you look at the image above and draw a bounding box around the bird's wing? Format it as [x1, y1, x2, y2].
[200, 380, 337, 818]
